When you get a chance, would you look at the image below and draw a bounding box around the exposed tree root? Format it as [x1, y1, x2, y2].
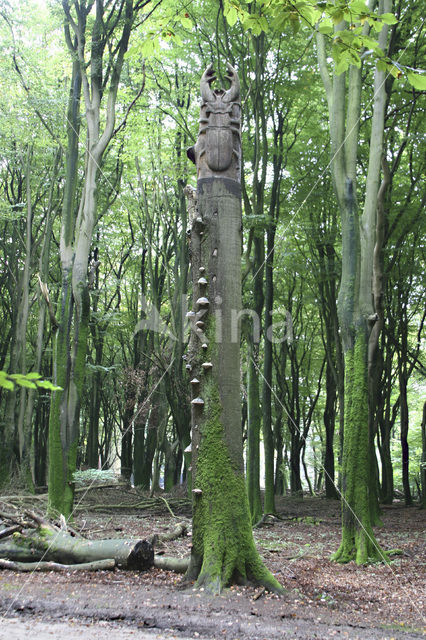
[188, 545, 284, 596]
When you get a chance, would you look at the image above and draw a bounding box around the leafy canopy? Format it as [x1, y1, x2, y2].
[223, 0, 426, 89]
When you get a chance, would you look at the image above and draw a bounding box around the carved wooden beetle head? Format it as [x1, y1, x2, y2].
[200, 63, 240, 104]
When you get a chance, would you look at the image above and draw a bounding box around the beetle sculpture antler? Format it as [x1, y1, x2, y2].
[224, 63, 240, 103]
[200, 64, 217, 103]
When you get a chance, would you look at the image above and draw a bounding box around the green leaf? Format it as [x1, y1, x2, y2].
[0, 377, 14, 390]
[299, 5, 318, 26]
[371, 19, 384, 32]
[179, 16, 192, 29]
[15, 378, 37, 389]
[259, 16, 269, 31]
[318, 20, 333, 34]
[1, 371, 61, 391]
[359, 35, 381, 50]
[26, 372, 42, 380]
[140, 38, 155, 57]
[349, 0, 369, 13]
[380, 13, 398, 25]
[348, 50, 361, 67]
[331, 9, 344, 24]
[226, 6, 238, 27]
[290, 16, 300, 34]
[407, 72, 426, 91]
[36, 380, 62, 391]
[335, 57, 350, 74]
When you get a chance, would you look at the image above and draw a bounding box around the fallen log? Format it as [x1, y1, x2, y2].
[0, 528, 154, 570]
[0, 558, 116, 572]
[151, 521, 188, 545]
[0, 503, 189, 575]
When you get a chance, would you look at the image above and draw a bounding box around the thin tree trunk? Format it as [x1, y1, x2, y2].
[262, 224, 276, 514]
[420, 401, 426, 509]
[323, 361, 339, 499]
[247, 343, 262, 524]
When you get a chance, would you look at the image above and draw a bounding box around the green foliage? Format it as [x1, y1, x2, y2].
[0, 371, 61, 392]
[223, 0, 425, 87]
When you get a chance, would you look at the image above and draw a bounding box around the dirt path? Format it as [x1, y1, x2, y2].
[0, 617, 194, 640]
[0, 495, 424, 639]
[0, 577, 423, 640]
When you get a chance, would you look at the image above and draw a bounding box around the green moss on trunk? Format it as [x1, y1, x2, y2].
[48, 278, 89, 518]
[246, 348, 263, 525]
[332, 329, 388, 564]
[190, 381, 282, 594]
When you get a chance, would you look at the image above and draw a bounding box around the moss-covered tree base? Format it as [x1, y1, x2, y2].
[189, 384, 283, 595]
[332, 526, 390, 565]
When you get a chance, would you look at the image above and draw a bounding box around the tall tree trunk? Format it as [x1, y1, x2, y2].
[398, 370, 412, 506]
[185, 65, 282, 594]
[24, 150, 61, 487]
[420, 401, 426, 509]
[2, 150, 34, 483]
[49, 0, 137, 516]
[246, 233, 264, 523]
[317, 0, 392, 563]
[274, 408, 284, 495]
[246, 342, 262, 524]
[262, 223, 276, 514]
[377, 336, 395, 503]
[323, 361, 339, 499]
[48, 53, 82, 517]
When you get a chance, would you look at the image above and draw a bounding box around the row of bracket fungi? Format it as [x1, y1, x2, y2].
[186, 264, 213, 411]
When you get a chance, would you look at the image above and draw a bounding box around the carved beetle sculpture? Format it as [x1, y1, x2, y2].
[187, 63, 241, 181]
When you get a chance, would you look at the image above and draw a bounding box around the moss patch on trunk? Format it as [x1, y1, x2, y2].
[332, 329, 389, 564]
[190, 380, 282, 594]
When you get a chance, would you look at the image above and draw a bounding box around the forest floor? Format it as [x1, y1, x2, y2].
[0, 488, 424, 639]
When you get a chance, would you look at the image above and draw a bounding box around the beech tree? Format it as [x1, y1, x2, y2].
[48, 0, 151, 517]
[315, 0, 395, 562]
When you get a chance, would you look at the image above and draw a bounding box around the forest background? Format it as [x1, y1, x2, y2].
[0, 0, 424, 530]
